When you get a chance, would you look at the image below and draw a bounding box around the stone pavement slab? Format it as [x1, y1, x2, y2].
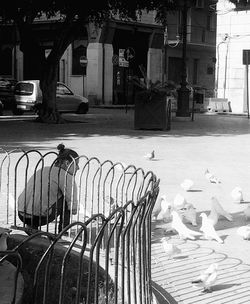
[151, 218, 250, 304]
[1, 110, 250, 303]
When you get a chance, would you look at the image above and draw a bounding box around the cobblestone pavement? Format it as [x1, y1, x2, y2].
[1, 109, 250, 303]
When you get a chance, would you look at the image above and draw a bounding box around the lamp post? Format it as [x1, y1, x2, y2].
[176, 1, 190, 117]
[215, 34, 229, 98]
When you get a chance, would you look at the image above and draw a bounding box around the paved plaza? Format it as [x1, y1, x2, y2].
[1, 109, 250, 303]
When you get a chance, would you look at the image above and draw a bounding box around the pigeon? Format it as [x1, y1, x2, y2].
[205, 169, 221, 184]
[173, 194, 187, 210]
[144, 150, 155, 160]
[191, 263, 219, 292]
[231, 187, 244, 203]
[161, 237, 182, 259]
[180, 179, 194, 191]
[104, 196, 116, 216]
[171, 210, 202, 240]
[180, 203, 197, 226]
[200, 212, 224, 243]
[116, 162, 127, 171]
[0, 232, 9, 252]
[237, 226, 250, 240]
[243, 205, 250, 220]
[208, 196, 233, 225]
[157, 195, 172, 222]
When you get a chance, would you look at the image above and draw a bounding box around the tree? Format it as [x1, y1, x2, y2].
[0, 0, 181, 123]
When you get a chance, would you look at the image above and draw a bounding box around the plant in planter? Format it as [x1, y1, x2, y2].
[132, 65, 177, 130]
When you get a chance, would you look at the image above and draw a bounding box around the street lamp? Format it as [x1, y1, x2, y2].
[176, 0, 191, 117]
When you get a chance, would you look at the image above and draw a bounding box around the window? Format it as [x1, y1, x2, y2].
[206, 14, 216, 31]
[195, 0, 205, 9]
[56, 83, 73, 95]
[14, 82, 34, 96]
[168, 57, 183, 84]
[193, 59, 199, 85]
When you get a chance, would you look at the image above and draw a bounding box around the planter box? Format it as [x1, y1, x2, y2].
[134, 91, 170, 130]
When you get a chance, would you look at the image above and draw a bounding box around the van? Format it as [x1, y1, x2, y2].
[14, 80, 89, 115]
[14, 80, 42, 114]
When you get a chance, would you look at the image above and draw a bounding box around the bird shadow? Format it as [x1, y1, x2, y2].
[173, 255, 189, 260]
[197, 234, 228, 243]
[211, 283, 241, 291]
[149, 158, 162, 161]
[236, 201, 250, 205]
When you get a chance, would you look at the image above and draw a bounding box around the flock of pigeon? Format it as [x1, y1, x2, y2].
[145, 148, 250, 293]
[1, 151, 250, 295]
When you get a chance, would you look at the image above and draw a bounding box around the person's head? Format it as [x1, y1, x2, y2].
[55, 143, 79, 175]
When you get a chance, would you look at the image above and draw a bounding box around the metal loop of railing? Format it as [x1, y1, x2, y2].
[0, 148, 160, 304]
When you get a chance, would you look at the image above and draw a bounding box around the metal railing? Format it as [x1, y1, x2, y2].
[0, 148, 160, 304]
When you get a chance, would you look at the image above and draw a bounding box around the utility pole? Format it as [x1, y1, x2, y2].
[176, 0, 190, 117]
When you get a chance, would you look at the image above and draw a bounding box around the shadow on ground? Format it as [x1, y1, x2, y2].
[1, 112, 250, 151]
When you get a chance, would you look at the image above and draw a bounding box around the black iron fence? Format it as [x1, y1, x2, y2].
[0, 148, 159, 304]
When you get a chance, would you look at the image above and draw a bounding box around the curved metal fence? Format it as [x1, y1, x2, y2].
[0, 148, 160, 304]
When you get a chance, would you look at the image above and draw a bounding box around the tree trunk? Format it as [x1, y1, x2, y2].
[36, 61, 64, 124]
[16, 21, 68, 124]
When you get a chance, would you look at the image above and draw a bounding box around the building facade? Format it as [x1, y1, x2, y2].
[216, 0, 250, 113]
[0, 2, 217, 110]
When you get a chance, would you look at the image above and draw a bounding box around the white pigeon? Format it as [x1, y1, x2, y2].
[116, 162, 128, 171]
[243, 205, 250, 220]
[173, 193, 187, 209]
[231, 187, 244, 203]
[191, 263, 219, 292]
[205, 169, 221, 184]
[0, 232, 9, 252]
[144, 150, 155, 160]
[208, 196, 233, 225]
[171, 210, 202, 240]
[160, 237, 182, 259]
[180, 179, 194, 191]
[157, 195, 172, 222]
[237, 226, 250, 240]
[200, 212, 224, 244]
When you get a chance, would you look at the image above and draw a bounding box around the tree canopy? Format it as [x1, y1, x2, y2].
[0, 0, 189, 123]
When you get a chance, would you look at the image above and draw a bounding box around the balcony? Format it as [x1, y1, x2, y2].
[166, 24, 216, 47]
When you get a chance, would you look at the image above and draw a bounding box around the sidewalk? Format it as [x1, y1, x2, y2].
[1, 109, 250, 303]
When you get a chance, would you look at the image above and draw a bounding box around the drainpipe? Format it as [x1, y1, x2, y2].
[223, 38, 230, 99]
[102, 42, 105, 104]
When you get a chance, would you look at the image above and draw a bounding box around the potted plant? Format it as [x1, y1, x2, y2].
[132, 65, 177, 130]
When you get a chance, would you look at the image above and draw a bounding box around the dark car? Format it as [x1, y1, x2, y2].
[0, 78, 18, 111]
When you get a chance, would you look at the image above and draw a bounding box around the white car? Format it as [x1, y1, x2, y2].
[14, 80, 89, 115]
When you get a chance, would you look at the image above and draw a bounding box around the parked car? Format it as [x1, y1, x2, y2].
[0, 78, 18, 111]
[14, 80, 89, 115]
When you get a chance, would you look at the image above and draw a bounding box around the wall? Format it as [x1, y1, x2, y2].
[216, 0, 250, 113]
[86, 42, 104, 104]
[147, 48, 162, 83]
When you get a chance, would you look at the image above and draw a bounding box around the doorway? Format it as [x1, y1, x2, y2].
[112, 28, 149, 105]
